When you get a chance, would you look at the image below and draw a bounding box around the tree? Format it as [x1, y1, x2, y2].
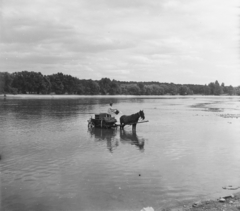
[213, 80, 222, 95]
[146, 84, 164, 95]
[12, 71, 27, 93]
[144, 85, 152, 95]
[109, 80, 121, 95]
[88, 80, 100, 95]
[99, 78, 112, 95]
[32, 72, 44, 94]
[179, 86, 189, 95]
[208, 82, 215, 95]
[76, 82, 85, 94]
[49, 73, 64, 94]
[2, 71, 239, 96]
[121, 84, 141, 95]
[168, 83, 178, 95]
[235, 86, 240, 95]
[225, 85, 234, 95]
[128, 84, 141, 95]
[0, 72, 14, 94]
[221, 82, 225, 94]
[41, 76, 52, 94]
[204, 85, 210, 95]
[137, 82, 146, 95]
[0, 72, 5, 94]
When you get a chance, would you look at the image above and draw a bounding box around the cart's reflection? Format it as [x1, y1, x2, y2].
[88, 128, 118, 152]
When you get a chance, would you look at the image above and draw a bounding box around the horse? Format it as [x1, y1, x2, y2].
[120, 110, 145, 130]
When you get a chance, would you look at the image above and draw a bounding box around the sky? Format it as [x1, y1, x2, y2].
[0, 0, 240, 86]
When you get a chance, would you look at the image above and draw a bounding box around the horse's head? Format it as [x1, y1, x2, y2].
[139, 110, 145, 120]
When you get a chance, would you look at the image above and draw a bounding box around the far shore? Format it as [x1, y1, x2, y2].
[1, 94, 239, 99]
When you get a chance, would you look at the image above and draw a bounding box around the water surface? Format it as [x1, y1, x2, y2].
[1, 96, 240, 211]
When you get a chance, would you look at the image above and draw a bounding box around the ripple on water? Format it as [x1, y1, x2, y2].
[1, 97, 240, 211]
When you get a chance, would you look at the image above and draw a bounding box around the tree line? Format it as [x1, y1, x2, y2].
[0, 71, 240, 96]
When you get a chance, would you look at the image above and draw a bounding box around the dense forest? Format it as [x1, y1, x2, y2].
[0, 71, 240, 95]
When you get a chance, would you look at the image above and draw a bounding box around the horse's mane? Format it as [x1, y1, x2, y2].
[129, 112, 140, 118]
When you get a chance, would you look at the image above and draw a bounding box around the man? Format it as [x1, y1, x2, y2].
[108, 103, 119, 117]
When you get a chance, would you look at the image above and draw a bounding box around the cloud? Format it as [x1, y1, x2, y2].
[0, 0, 239, 86]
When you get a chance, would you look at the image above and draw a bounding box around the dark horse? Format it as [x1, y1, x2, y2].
[120, 110, 145, 129]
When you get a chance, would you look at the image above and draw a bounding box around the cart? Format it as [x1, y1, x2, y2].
[88, 113, 117, 129]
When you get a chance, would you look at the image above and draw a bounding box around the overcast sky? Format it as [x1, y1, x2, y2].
[0, 0, 239, 86]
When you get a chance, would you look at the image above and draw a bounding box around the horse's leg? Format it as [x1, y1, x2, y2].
[120, 121, 125, 130]
[120, 121, 123, 130]
[120, 123, 125, 130]
[119, 117, 122, 130]
[132, 123, 137, 131]
[120, 117, 124, 130]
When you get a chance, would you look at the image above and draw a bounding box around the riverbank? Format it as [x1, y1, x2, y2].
[163, 191, 240, 211]
[0, 94, 139, 99]
[1, 94, 239, 99]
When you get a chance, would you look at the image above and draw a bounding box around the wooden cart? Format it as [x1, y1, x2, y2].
[88, 113, 117, 129]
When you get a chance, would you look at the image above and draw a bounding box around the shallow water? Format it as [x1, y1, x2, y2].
[0, 96, 240, 211]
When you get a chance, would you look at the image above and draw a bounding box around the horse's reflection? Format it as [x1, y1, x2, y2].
[88, 128, 118, 153]
[120, 130, 145, 151]
[88, 128, 145, 152]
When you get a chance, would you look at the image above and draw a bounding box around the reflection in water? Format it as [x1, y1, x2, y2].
[120, 130, 145, 151]
[88, 128, 119, 152]
[88, 128, 145, 152]
[0, 98, 100, 121]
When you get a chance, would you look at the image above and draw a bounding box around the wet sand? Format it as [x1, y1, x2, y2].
[164, 191, 240, 211]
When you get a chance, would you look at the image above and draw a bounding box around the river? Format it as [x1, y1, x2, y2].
[0, 95, 240, 211]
